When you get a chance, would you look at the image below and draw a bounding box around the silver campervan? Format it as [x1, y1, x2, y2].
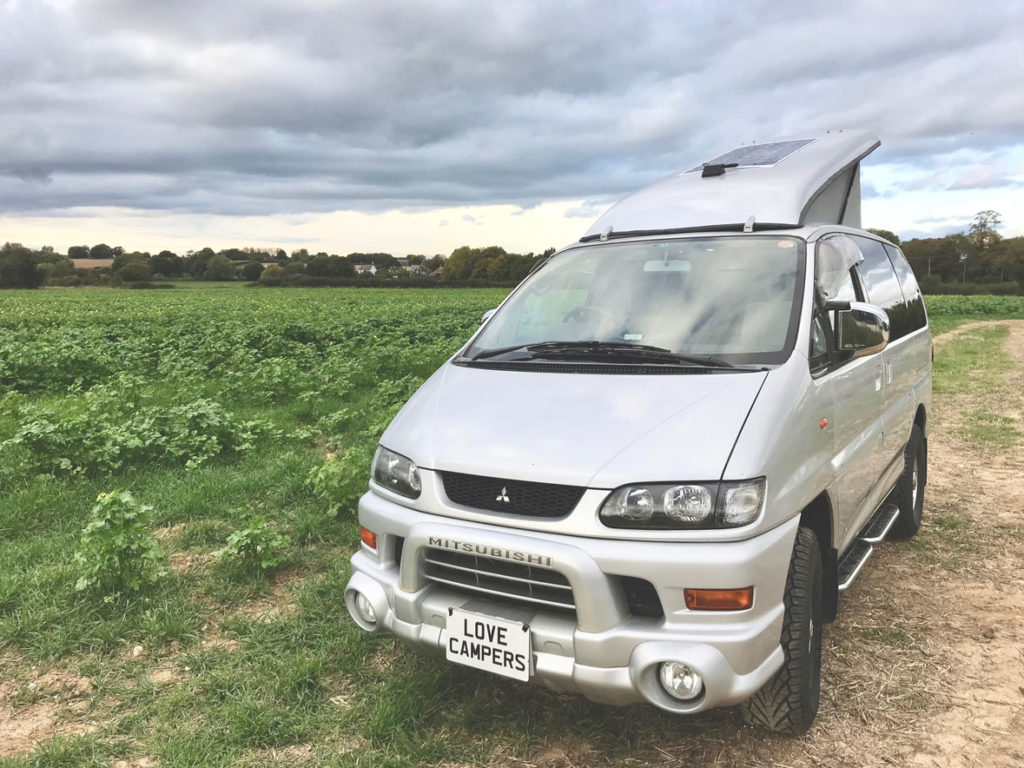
[345, 130, 932, 733]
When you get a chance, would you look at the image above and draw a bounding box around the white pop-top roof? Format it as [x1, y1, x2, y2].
[582, 129, 880, 240]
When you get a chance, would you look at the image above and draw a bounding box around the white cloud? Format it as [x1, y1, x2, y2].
[1, 0, 1022, 250]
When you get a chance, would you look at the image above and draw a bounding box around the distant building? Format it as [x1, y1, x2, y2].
[355, 264, 377, 276]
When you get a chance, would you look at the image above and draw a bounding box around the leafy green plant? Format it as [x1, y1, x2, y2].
[305, 445, 375, 516]
[74, 490, 166, 596]
[214, 516, 288, 574]
[1, 386, 273, 476]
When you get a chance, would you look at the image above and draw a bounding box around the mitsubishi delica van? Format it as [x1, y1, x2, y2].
[344, 130, 932, 733]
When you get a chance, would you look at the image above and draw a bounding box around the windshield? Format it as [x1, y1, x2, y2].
[465, 236, 804, 366]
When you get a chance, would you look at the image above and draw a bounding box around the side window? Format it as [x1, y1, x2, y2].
[809, 314, 831, 375]
[884, 244, 927, 333]
[815, 235, 859, 335]
[852, 236, 908, 340]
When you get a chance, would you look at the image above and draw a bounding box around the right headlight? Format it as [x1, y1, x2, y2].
[599, 478, 765, 529]
[371, 446, 422, 499]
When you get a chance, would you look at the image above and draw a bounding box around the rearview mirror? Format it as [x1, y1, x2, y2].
[836, 302, 889, 359]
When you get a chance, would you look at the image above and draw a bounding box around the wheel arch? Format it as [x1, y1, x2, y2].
[798, 492, 838, 623]
[913, 405, 928, 487]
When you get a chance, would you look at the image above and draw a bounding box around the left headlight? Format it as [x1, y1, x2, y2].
[599, 478, 765, 529]
[372, 446, 422, 499]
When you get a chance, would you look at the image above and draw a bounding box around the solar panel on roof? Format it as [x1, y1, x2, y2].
[687, 139, 815, 173]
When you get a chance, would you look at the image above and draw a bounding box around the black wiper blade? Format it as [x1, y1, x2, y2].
[471, 341, 734, 368]
[529, 342, 735, 368]
[468, 341, 607, 361]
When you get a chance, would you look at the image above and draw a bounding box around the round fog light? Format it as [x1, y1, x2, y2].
[659, 662, 704, 701]
[354, 592, 377, 625]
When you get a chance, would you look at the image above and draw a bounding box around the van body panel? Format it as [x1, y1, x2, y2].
[380, 363, 767, 489]
[720, 353, 836, 538]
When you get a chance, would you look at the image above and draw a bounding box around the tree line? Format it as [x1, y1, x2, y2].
[0, 243, 554, 289]
[3, 210, 1022, 293]
[891, 212, 1024, 294]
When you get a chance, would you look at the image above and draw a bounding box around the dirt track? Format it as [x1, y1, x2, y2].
[798, 320, 1024, 767]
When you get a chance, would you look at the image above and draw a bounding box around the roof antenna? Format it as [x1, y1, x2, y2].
[600, 226, 613, 241]
[743, 215, 755, 233]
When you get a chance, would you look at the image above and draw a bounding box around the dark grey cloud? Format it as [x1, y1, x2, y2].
[2, 0, 1023, 217]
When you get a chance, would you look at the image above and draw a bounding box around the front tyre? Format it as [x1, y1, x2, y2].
[742, 526, 823, 734]
[889, 423, 926, 539]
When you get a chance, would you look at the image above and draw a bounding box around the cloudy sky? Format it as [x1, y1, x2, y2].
[2, 0, 1022, 256]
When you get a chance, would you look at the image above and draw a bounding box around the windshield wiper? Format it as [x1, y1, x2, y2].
[469, 341, 734, 368]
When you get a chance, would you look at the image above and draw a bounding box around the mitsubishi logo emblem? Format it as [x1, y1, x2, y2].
[496, 487, 511, 504]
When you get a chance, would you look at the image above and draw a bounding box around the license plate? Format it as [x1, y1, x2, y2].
[445, 608, 531, 681]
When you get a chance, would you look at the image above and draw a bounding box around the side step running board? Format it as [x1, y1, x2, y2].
[838, 503, 901, 591]
[837, 540, 872, 592]
[860, 503, 900, 543]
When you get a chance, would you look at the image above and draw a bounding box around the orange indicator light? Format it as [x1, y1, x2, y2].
[360, 526, 377, 549]
[820, 418, 828, 430]
[684, 587, 754, 611]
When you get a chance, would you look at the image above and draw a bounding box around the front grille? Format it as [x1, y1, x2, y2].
[423, 547, 575, 612]
[440, 471, 585, 517]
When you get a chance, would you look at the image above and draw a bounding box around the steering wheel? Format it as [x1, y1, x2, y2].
[563, 305, 615, 323]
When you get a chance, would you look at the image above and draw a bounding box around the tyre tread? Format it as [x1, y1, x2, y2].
[741, 526, 821, 734]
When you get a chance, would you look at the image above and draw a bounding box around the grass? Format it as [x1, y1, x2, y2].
[0, 289, 1021, 766]
[932, 324, 1022, 450]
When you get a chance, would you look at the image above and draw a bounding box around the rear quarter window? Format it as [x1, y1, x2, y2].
[884, 244, 928, 333]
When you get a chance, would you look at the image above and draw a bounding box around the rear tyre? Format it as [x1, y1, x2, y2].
[741, 526, 823, 735]
[890, 423, 926, 540]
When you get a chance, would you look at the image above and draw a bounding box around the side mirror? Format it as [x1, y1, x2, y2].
[481, 308, 497, 325]
[836, 302, 889, 359]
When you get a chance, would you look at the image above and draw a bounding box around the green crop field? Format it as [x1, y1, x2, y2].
[0, 288, 1021, 767]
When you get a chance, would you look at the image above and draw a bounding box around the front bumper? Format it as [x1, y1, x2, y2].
[346, 490, 800, 713]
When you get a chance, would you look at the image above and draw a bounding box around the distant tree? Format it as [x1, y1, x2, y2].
[239, 261, 265, 281]
[305, 253, 332, 277]
[348, 252, 396, 271]
[0, 243, 44, 288]
[259, 264, 285, 285]
[866, 228, 900, 245]
[443, 246, 485, 281]
[115, 256, 152, 284]
[185, 248, 216, 278]
[68, 245, 90, 260]
[443, 245, 516, 281]
[422, 254, 445, 273]
[218, 248, 248, 262]
[203, 254, 236, 281]
[291, 248, 310, 260]
[329, 255, 355, 278]
[968, 210, 1002, 251]
[39, 257, 75, 282]
[486, 252, 534, 281]
[151, 250, 182, 277]
[276, 249, 287, 261]
[89, 243, 114, 260]
[242, 247, 273, 260]
[114, 251, 149, 271]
